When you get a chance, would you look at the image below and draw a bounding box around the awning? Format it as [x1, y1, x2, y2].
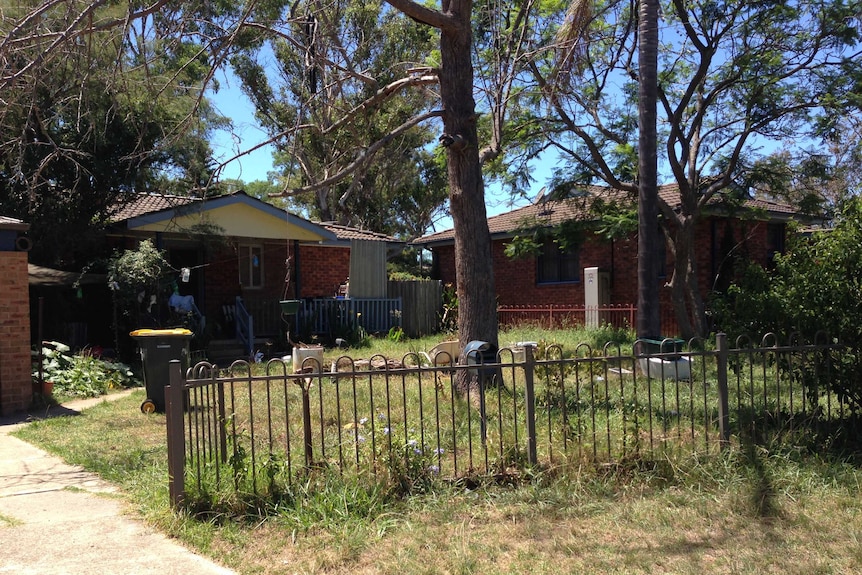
[28, 264, 106, 287]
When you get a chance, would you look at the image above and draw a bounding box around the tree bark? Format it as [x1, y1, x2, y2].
[385, 0, 498, 351]
[636, 0, 661, 339]
[438, 3, 498, 351]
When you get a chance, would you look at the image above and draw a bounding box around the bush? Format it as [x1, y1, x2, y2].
[33, 341, 140, 398]
[711, 197, 862, 411]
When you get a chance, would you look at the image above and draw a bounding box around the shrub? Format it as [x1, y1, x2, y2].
[33, 341, 140, 398]
[711, 197, 862, 411]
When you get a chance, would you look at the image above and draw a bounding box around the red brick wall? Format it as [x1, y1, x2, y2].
[297, 245, 350, 298]
[431, 215, 777, 333]
[197, 242, 352, 307]
[202, 240, 293, 313]
[0, 252, 33, 415]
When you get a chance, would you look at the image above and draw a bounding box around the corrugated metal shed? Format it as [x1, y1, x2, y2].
[348, 240, 388, 298]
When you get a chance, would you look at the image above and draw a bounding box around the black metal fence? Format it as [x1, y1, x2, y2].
[164, 333, 856, 508]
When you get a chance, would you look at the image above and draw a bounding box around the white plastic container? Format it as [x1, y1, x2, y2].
[638, 356, 692, 380]
[293, 346, 324, 373]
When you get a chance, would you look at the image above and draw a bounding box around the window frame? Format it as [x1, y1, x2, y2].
[536, 237, 581, 284]
[238, 243, 264, 289]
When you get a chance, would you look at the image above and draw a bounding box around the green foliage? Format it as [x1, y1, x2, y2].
[440, 283, 458, 334]
[233, 0, 447, 238]
[109, 240, 171, 293]
[714, 199, 862, 345]
[504, 234, 543, 259]
[34, 341, 139, 399]
[0, 3, 221, 270]
[711, 198, 862, 410]
[386, 326, 404, 343]
[107, 240, 175, 353]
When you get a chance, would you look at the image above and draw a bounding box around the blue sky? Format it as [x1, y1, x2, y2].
[208, 71, 551, 229]
[209, 70, 275, 183]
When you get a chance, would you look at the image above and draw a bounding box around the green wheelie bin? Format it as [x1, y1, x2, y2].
[130, 328, 193, 413]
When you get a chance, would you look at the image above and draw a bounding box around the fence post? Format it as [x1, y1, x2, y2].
[523, 345, 538, 465]
[301, 384, 314, 468]
[217, 380, 227, 464]
[716, 332, 731, 449]
[166, 360, 186, 508]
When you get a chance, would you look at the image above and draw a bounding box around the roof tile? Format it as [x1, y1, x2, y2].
[417, 184, 802, 245]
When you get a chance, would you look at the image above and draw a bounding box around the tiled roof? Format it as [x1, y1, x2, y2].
[656, 183, 800, 215]
[108, 193, 196, 222]
[317, 222, 401, 243]
[417, 184, 803, 245]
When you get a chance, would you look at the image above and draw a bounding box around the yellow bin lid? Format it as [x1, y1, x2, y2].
[130, 328, 193, 337]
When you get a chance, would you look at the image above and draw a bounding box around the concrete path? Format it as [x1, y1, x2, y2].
[0, 392, 236, 575]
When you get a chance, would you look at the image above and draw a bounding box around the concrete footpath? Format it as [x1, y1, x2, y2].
[0, 392, 236, 575]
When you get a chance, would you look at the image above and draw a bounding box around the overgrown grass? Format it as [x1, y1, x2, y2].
[14, 390, 862, 574]
[13, 327, 862, 574]
[189, 323, 835, 514]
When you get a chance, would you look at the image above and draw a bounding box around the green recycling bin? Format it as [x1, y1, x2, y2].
[130, 328, 193, 414]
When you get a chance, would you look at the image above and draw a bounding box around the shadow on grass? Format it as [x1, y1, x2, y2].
[0, 403, 82, 428]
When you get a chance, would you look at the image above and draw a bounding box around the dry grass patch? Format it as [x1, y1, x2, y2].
[13, 373, 862, 575]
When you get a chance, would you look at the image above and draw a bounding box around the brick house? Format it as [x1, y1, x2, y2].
[101, 191, 401, 348]
[414, 185, 801, 335]
[0, 216, 32, 415]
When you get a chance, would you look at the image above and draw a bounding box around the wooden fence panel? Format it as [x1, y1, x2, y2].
[389, 280, 442, 338]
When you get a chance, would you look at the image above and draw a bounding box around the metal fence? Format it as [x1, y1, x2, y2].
[164, 333, 857, 508]
[300, 297, 402, 336]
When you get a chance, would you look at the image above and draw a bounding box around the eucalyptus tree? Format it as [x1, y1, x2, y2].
[0, 0, 554, 349]
[532, 0, 862, 337]
[226, 0, 448, 235]
[0, 1, 222, 269]
[239, 0, 553, 347]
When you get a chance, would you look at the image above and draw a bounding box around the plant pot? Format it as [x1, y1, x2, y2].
[280, 300, 301, 315]
[42, 381, 54, 396]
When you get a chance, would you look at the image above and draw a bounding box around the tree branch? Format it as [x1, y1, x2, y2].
[383, 0, 461, 31]
[270, 110, 443, 197]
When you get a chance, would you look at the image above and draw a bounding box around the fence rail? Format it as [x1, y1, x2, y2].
[497, 304, 636, 330]
[165, 334, 856, 508]
[497, 303, 679, 335]
[300, 297, 402, 336]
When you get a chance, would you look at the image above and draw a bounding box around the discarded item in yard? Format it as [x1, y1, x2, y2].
[293, 345, 324, 374]
[419, 340, 460, 366]
[639, 356, 692, 380]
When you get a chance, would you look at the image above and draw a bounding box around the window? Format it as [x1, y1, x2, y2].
[537, 238, 580, 283]
[239, 244, 263, 289]
[767, 223, 786, 268]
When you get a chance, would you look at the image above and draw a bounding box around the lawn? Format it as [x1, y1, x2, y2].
[14, 327, 862, 574]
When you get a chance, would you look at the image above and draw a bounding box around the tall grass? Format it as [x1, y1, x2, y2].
[13, 326, 862, 574]
[14, 389, 862, 574]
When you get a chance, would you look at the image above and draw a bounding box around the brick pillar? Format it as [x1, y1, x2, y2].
[0, 252, 33, 415]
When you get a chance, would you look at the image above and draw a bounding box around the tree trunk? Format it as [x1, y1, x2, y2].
[437, 2, 498, 352]
[684, 257, 708, 336]
[636, 0, 661, 339]
[668, 217, 713, 339]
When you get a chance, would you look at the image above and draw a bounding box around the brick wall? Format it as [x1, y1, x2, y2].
[297, 244, 350, 298]
[430, 215, 777, 334]
[0, 251, 33, 415]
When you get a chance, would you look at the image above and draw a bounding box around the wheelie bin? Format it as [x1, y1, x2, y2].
[130, 328, 193, 413]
